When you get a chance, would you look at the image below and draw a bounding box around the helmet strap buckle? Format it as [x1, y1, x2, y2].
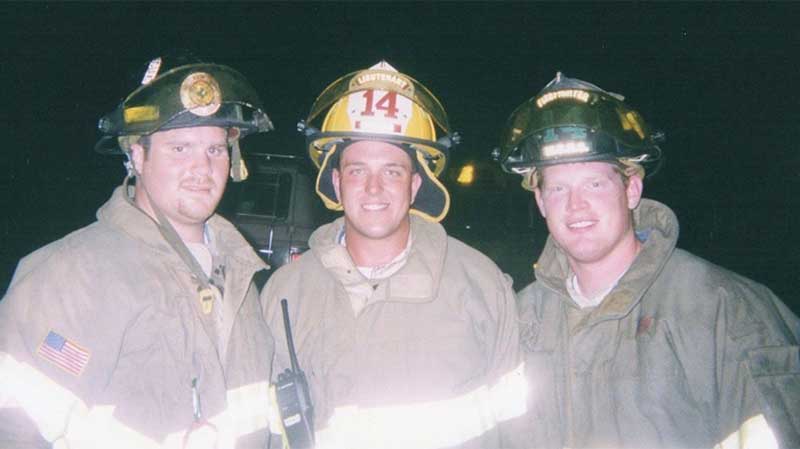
[123, 152, 136, 179]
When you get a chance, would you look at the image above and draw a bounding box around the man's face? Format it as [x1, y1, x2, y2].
[332, 140, 422, 243]
[131, 126, 229, 236]
[534, 161, 643, 267]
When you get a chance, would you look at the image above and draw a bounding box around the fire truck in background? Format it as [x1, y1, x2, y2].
[219, 152, 334, 289]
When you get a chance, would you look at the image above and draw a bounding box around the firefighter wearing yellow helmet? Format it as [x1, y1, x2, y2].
[499, 73, 800, 449]
[0, 54, 276, 448]
[263, 61, 527, 449]
[299, 60, 457, 222]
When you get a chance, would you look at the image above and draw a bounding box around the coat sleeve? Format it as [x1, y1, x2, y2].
[261, 271, 292, 379]
[0, 246, 148, 447]
[463, 261, 528, 445]
[0, 409, 49, 449]
[259, 268, 298, 448]
[0, 256, 49, 448]
[500, 284, 564, 449]
[715, 278, 800, 449]
[484, 269, 523, 391]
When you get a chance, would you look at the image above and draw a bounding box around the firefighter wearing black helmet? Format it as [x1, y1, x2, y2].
[0, 55, 277, 448]
[499, 73, 800, 448]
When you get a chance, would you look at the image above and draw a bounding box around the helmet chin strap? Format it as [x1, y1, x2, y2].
[118, 127, 252, 290]
[122, 164, 220, 314]
[123, 152, 136, 179]
[229, 138, 248, 181]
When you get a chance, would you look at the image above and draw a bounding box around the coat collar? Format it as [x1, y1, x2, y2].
[97, 185, 266, 274]
[97, 185, 266, 365]
[309, 215, 448, 303]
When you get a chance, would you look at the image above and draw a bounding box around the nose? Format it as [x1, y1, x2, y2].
[566, 187, 587, 211]
[365, 172, 382, 195]
[190, 150, 212, 176]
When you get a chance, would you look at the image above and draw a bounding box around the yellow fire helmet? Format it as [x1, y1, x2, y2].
[94, 55, 274, 182]
[495, 72, 664, 190]
[298, 61, 459, 222]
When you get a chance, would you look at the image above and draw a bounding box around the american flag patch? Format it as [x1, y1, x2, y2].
[37, 330, 90, 376]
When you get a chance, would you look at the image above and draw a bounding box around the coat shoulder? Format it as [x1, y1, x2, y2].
[267, 249, 326, 286]
[655, 249, 798, 342]
[10, 221, 126, 286]
[660, 248, 777, 305]
[445, 236, 506, 275]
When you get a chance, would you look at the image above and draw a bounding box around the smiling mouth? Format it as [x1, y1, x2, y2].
[362, 203, 389, 211]
[568, 220, 595, 229]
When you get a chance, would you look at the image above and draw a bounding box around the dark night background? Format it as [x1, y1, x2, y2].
[2, 3, 799, 313]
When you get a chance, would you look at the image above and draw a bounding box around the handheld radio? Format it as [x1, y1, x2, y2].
[270, 299, 315, 449]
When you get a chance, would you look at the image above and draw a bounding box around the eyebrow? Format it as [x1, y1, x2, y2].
[340, 161, 411, 171]
[162, 140, 227, 146]
[383, 162, 409, 170]
[341, 161, 367, 168]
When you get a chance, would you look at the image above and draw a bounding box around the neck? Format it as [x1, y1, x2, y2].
[169, 221, 205, 244]
[344, 222, 411, 267]
[569, 232, 641, 299]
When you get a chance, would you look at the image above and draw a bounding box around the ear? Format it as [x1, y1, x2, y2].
[129, 143, 146, 176]
[410, 172, 423, 203]
[533, 188, 547, 218]
[331, 168, 342, 202]
[625, 174, 644, 210]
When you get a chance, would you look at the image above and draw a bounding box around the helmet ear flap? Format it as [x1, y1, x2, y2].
[520, 169, 539, 192]
[117, 135, 142, 155]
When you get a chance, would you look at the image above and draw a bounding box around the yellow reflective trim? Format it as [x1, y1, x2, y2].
[714, 414, 779, 449]
[315, 145, 346, 211]
[315, 363, 528, 449]
[2, 352, 268, 448]
[225, 380, 272, 437]
[1, 353, 167, 448]
[1, 352, 78, 441]
[489, 362, 528, 422]
[164, 381, 274, 448]
[123, 105, 159, 123]
[268, 383, 293, 443]
[409, 151, 450, 223]
[64, 405, 163, 449]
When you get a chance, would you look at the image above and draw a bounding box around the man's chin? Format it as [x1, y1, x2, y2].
[177, 203, 218, 223]
[565, 246, 609, 266]
[360, 224, 411, 242]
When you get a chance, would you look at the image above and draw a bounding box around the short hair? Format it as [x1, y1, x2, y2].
[335, 141, 419, 173]
[529, 159, 644, 190]
[137, 134, 151, 151]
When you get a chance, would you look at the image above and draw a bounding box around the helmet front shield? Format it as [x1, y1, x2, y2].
[306, 68, 451, 133]
[498, 73, 663, 174]
[301, 65, 455, 176]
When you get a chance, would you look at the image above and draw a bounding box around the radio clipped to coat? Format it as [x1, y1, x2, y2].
[270, 299, 315, 449]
